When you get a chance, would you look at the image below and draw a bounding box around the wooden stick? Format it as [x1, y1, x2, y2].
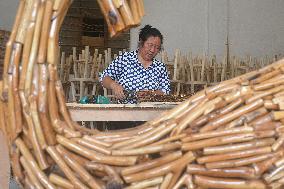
[55, 145, 102, 189]
[46, 146, 89, 189]
[123, 151, 195, 183]
[20, 156, 44, 189]
[56, 135, 137, 166]
[14, 138, 56, 189]
[49, 174, 74, 189]
[194, 175, 266, 189]
[121, 151, 182, 176]
[203, 138, 275, 155]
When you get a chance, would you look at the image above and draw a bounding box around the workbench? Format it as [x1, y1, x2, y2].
[66, 102, 178, 121]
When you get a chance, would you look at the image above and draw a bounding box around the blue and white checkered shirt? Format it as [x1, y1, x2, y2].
[100, 50, 170, 103]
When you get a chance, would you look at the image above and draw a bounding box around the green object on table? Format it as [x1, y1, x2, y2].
[79, 96, 89, 104]
[96, 95, 110, 104]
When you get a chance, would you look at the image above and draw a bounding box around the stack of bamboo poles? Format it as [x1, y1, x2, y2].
[161, 50, 280, 96]
[3, 0, 284, 188]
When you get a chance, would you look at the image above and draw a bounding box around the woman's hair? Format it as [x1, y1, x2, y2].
[138, 25, 163, 49]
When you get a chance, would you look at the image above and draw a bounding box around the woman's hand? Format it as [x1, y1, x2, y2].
[110, 82, 125, 99]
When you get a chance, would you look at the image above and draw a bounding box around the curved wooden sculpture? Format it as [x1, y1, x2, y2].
[1, 0, 284, 188]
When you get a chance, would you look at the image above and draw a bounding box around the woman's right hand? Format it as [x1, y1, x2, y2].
[110, 82, 125, 100]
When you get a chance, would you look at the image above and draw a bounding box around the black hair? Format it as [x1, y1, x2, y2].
[138, 25, 163, 49]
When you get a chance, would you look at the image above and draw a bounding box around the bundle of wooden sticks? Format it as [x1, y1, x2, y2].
[1, 0, 284, 188]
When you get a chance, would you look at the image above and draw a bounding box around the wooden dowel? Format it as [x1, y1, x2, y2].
[197, 146, 271, 164]
[20, 156, 44, 189]
[46, 146, 89, 189]
[72, 137, 111, 155]
[187, 164, 257, 179]
[121, 151, 182, 176]
[203, 138, 275, 155]
[206, 152, 276, 169]
[56, 135, 137, 166]
[56, 145, 102, 189]
[49, 174, 74, 189]
[200, 99, 264, 132]
[182, 133, 255, 151]
[194, 175, 266, 189]
[182, 126, 253, 143]
[124, 177, 163, 189]
[160, 173, 173, 189]
[14, 138, 56, 189]
[123, 151, 195, 183]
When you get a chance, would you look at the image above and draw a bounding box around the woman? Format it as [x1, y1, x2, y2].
[100, 25, 170, 103]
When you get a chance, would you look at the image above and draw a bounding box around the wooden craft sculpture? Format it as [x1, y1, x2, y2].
[1, 0, 284, 188]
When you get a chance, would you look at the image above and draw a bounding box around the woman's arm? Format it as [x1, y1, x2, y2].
[102, 76, 125, 99]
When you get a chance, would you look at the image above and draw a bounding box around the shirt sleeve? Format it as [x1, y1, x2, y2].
[159, 64, 171, 94]
[99, 54, 123, 82]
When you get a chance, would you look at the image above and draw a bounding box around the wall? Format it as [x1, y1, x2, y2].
[130, 0, 284, 59]
[0, 0, 18, 31]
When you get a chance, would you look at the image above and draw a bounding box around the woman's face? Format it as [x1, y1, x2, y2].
[139, 36, 161, 61]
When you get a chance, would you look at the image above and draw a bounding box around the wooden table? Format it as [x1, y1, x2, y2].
[66, 102, 178, 121]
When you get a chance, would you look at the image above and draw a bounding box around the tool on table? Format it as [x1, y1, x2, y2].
[117, 90, 138, 103]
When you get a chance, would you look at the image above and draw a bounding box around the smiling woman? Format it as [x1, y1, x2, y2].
[100, 24, 170, 103]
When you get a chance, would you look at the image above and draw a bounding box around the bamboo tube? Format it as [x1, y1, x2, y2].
[30, 99, 47, 149]
[251, 69, 281, 84]
[55, 145, 102, 189]
[136, 0, 145, 17]
[128, 0, 140, 25]
[121, 151, 182, 176]
[46, 146, 89, 189]
[187, 164, 257, 179]
[160, 173, 173, 189]
[182, 126, 253, 143]
[72, 137, 111, 155]
[56, 135, 137, 166]
[173, 174, 194, 189]
[250, 112, 273, 125]
[182, 133, 255, 151]
[56, 145, 89, 166]
[2, 0, 25, 98]
[24, 177, 36, 189]
[97, 0, 125, 36]
[20, 156, 44, 189]
[38, 64, 56, 145]
[203, 138, 275, 155]
[112, 142, 181, 156]
[253, 156, 280, 175]
[149, 133, 186, 146]
[246, 85, 284, 104]
[55, 80, 75, 130]
[197, 146, 271, 164]
[226, 107, 267, 128]
[19, 92, 49, 170]
[123, 151, 195, 183]
[200, 99, 264, 132]
[206, 152, 277, 169]
[272, 135, 284, 151]
[11, 43, 23, 138]
[119, 0, 135, 28]
[14, 138, 56, 189]
[194, 175, 266, 189]
[125, 177, 163, 189]
[111, 121, 174, 150]
[7, 45, 20, 141]
[38, 0, 53, 63]
[24, 0, 45, 97]
[49, 174, 74, 189]
[82, 135, 112, 147]
[10, 148, 24, 183]
[264, 100, 279, 110]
